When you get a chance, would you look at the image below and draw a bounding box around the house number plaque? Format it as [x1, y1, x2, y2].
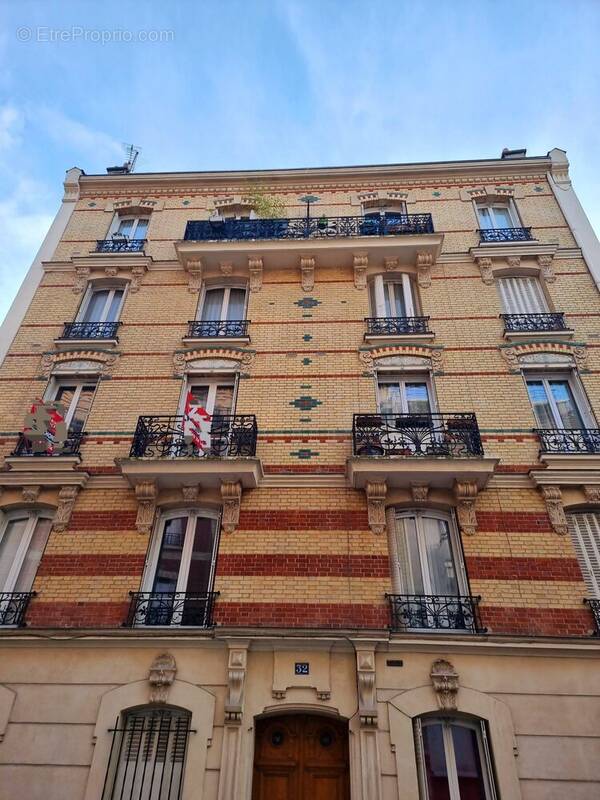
[295, 662, 309, 675]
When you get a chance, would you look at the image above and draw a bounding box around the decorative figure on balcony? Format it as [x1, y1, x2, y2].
[148, 652, 177, 704]
[22, 400, 68, 455]
[183, 391, 212, 454]
[430, 658, 459, 710]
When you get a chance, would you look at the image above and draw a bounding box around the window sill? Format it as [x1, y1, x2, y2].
[363, 332, 435, 344]
[502, 328, 574, 342]
[54, 337, 119, 349]
[181, 335, 251, 346]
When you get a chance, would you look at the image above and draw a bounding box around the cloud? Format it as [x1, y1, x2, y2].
[0, 104, 24, 152]
[36, 106, 123, 165]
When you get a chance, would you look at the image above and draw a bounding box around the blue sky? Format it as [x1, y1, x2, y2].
[0, 0, 599, 321]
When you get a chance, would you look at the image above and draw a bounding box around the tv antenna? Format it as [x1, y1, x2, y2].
[106, 143, 141, 175]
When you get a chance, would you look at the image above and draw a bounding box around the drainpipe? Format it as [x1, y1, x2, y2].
[0, 166, 83, 365]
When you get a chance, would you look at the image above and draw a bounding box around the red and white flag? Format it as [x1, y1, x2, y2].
[183, 392, 212, 451]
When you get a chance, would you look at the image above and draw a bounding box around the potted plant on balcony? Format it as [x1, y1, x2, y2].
[317, 214, 329, 230]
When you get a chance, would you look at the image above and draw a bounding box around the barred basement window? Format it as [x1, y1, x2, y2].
[102, 707, 192, 800]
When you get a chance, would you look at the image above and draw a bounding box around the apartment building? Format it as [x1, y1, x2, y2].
[0, 147, 599, 799]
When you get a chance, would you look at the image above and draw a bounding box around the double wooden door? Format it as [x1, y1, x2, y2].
[252, 714, 350, 800]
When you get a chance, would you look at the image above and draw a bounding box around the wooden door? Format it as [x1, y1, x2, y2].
[252, 714, 350, 800]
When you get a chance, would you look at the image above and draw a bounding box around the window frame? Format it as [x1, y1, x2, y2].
[44, 376, 99, 433]
[474, 198, 521, 229]
[76, 282, 127, 324]
[370, 274, 418, 318]
[361, 200, 408, 217]
[567, 511, 600, 598]
[107, 214, 150, 240]
[496, 275, 550, 314]
[196, 284, 248, 322]
[177, 374, 238, 418]
[523, 370, 596, 429]
[376, 372, 435, 415]
[0, 510, 53, 594]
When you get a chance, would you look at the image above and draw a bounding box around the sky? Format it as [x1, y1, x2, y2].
[0, 0, 599, 322]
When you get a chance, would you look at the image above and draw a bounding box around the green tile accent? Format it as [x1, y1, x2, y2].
[299, 384, 312, 389]
[302, 357, 312, 365]
[290, 448, 320, 460]
[289, 396, 323, 411]
[299, 416, 312, 423]
[303, 334, 313, 342]
[295, 297, 321, 309]
[432, 191, 441, 197]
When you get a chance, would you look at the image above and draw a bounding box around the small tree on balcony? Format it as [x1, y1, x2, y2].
[246, 188, 286, 219]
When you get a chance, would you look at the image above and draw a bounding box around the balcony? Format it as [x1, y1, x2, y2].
[95, 238, 146, 253]
[478, 227, 533, 243]
[501, 312, 569, 336]
[348, 412, 498, 490]
[387, 593, 485, 634]
[586, 598, 600, 635]
[365, 316, 431, 339]
[11, 431, 84, 457]
[0, 592, 35, 626]
[536, 428, 600, 455]
[125, 591, 219, 627]
[186, 319, 250, 340]
[57, 321, 121, 342]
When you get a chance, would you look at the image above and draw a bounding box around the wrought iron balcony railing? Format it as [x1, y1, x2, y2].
[536, 428, 600, 454]
[95, 238, 146, 253]
[365, 316, 430, 336]
[478, 227, 533, 243]
[184, 214, 434, 242]
[501, 312, 567, 333]
[187, 319, 250, 338]
[387, 593, 485, 633]
[59, 321, 122, 340]
[12, 431, 85, 457]
[353, 412, 484, 458]
[130, 414, 257, 458]
[586, 598, 600, 635]
[0, 592, 35, 626]
[125, 591, 219, 627]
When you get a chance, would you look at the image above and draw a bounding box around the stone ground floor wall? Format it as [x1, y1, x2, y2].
[0, 636, 599, 800]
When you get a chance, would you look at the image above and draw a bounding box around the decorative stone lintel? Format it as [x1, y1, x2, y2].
[225, 643, 249, 723]
[135, 481, 157, 533]
[22, 485, 41, 503]
[506, 256, 521, 268]
[384, 257, 400, 272]
[477, 257, 494, 285]
[248, 256, 263, 292]
[411, 483, 429, 503]
[219, 261, 233, 276]
[356, 647, 378, 727]
[299, 256, 315, 292]
[366, 481, 387, 534]
[186, 259, 203, 293]
[40, 349, 119, 379]
[416, 251, 433, 288]
[148, 653, 177, 704]
[181, 485, 199, 502]
[430, 658, 459, 710]
[221, 481, 242, 534]
[53, 485, 80, 532]
[353, 253, 368, 290]
[454, 480, 478, 535]
[541, 485, 568, 535]
[584, 485, 600, 504]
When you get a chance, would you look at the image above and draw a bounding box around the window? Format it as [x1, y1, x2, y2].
[51, 379, 98, 435]
[198, 286, 247, 322]
[79, 286, 125, 323]
[497, 276, 548, 314]
[415, 717, 497, 800]
[183, 378, 235, 417]
[377, 375, 431, 415]
[111, 216, 149, 240]
[525, 374, 590, 429]
[0, 512, 52, 623]
[362, 201, 407, 218]
[567, 512, 600, 598]
[370, 274, 419, 318]
[103, 707, 192, 800]
[139, 510, 220, 626]
[476, 202, 517, 230]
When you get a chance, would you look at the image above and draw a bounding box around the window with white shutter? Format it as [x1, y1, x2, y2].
[567, 512, 600, 597]
[497, 277, 548, 314]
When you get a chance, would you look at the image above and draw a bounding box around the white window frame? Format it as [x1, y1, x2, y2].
[0, 511, 53, 593]
[107, 214, 150, 239]
[496, 275, 549, 314]
[196, 284, 248, 321]
[178, 374, 238, 417]
[76, 283, 127, 323]
[142, 509, 221, 625]
[371, 274, 417, 318]
[44, 377, 99, 432]
[362, 201, 407, 217]
[523, 371, 595, 429]
[376, 372, 435, 414]
[415, 716, 497, 800]
[475, 198, 520, 229]
[388, 509, 468, 596]
[567, 512, 600, 598]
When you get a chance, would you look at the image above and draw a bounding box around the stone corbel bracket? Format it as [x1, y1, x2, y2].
[148, 652, 177, 704]
[472, 247, 557, 286]
[221, 481, 242, 533]
[416, 251, 433, 288]
[52, 485, 80, 532]
[135, 481, 157, 533]
[356, 647, 378, 726]
[584, 485, 600, 504]
[540, 485, 568, 535]
[185, 258, 203, 293]
[430, 658, 459, 710]
[454, 480, 478, 535]
[299, 255, 315, 292]
[353, 253, 368, 289]
[366, 481, 387, 534]
[225, 642, 249, 723]
[248, 256, 263, 292]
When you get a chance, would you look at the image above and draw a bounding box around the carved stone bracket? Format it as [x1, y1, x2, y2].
[384, 257, 400, 272]
[186, 259, 203, 293]
[148, 653, 177, 704]
[219, 261, 233, 276]
[584, 485, 600, 504]
[430, 658, 459, 710]
[538, 254, 555, 283]
[411, 483, 429, 503]
[356, 647, 378, 727]
[130, 264, 147, 293]
[22, 485, 41, 503]
[477, 257, 494, 285]
[353, 253, 368, 289]
[248, 257, 263, 292]
[221, 481, 242, 533]
[181, 485, 199, 502]
[506, 256, 521, 268]
[225, 644, 248, 723]
[135, 481, 157, 534]
[53, 485, 80, 532]
[73, 265, 91, 294]
[416, 252, 433, 288]
[299, 256, 315, 292]
[454, 480, 478, 535]
[366, 481, 387, 534]
[541, 485, 568, 535]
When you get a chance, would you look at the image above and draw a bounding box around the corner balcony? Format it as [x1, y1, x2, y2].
[119, 414, 262, 490]
[347, 412, 498, 490]
[478, 227, 533, 243]
[175, 214, 442, 273]
[0, 592, 36, 627]
[55, 321, 121, 346]
[387, 593, 485, 634]
[95, 238, 146, 253]
[125, 591, 219, 628]
[501, 313, 572, 341]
